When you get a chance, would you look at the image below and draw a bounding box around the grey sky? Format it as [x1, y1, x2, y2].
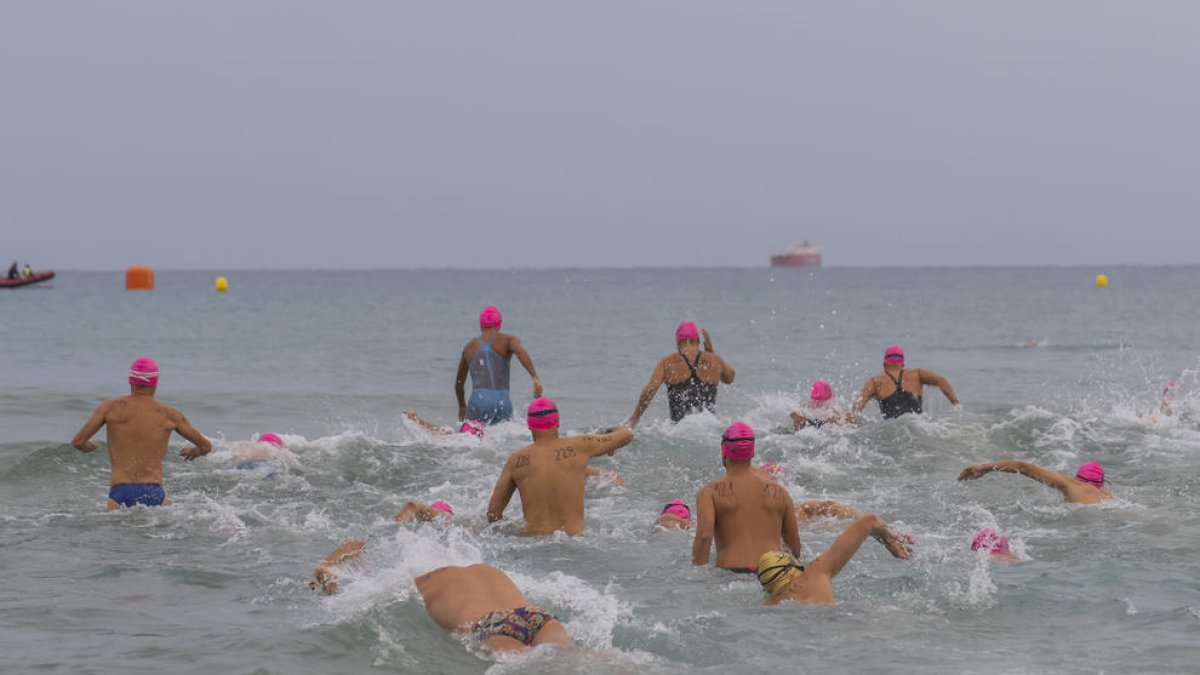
[3, 2, 1198, 269]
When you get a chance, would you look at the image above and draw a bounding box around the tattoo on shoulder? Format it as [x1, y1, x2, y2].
[762, 483, 782, 500]
[555, 446, 576, 461]
[514, 455, 531, 468]
[713, 481, 733, 498]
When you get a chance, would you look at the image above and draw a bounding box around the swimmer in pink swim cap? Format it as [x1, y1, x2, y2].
[852, 346, 959, 419]
[486, 398, 633, 535]
[656, 500, 692, 530]
[231, 432, 298, 472]
[71, 357, 212, 510]
[627, 322, 736, 428]
[791, 379, 857, 429]
[958, 459, 1112, 504]
[971, 528, 1021, 563]
[405, 410, 486, 438]
[394, 499, 456, 523]
[693, 422, 804, 572]
[454, 306, 543, 425]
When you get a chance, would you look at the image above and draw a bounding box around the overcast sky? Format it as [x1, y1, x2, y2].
[3, 2, 1198, 269]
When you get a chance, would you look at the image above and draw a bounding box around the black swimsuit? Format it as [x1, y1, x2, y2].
[879, 369, 922, 419]
[667, 351, 718, 421]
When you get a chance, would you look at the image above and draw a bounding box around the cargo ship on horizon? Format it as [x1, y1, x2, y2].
[769, 241, 822, 267]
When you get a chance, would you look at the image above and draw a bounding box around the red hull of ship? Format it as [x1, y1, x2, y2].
[769, 253, 821, 267]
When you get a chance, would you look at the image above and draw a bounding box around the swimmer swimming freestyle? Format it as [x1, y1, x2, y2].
[957, 459, 1113, 504]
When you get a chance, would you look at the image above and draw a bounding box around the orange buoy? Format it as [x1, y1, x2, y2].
[126, 266, 154, 290]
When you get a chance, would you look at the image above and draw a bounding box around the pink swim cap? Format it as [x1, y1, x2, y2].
[760, 462, 786, 478]
[971, 528, 1011, 554]
[430, 500, 454, 515]
[675, 321, 699, 342]
[459, 420, 485, 438]
[527, 397, 560, 430]
[884, 345, 905, 364]
[128, 357, 159, 387]
[721, 421, 755, 460]
[661, 500, 691, 520]
[258, 433, 284, 447]
[1075, 461, 1105, 486]
[810, 380, 833, 403]
[479, 306, 502, 328]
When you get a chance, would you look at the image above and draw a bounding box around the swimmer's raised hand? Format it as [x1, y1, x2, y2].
[179, 445, 209, 461]
[701, 328, 713, 352]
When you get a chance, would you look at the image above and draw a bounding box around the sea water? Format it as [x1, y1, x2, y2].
[3, 267, 1199, 674]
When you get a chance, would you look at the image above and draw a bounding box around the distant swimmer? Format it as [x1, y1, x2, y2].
[1159, 380, 1177, 416]
[656, 500, 692, 530]
[755, 514, 914, 606]
[791, 380, 856, 429]
[957, 459, 1112, 505]
[454, 306, 542, 425]
[852, 345, 959, 419]
[628, 322, 735, 428]
[405, 410, 486, 438]
[971, 528, 1020, 563]
[486, 398, 633, 535]
[231, 432, 297, 472]
[394, 499, 455, 523]
[692, 422, 803, 572]
[70, 357, 211, 510]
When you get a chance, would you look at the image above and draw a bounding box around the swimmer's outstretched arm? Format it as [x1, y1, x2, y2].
[628, 361, 667, 428]
[71, 403, 108, 452]
[691, 485, 717, 565]
[404, 410, 453, 436]
[486, 459, 518, 523]
[578, 427, 634, 458]
[310, 539, 367, 594]
[806, 515, 913, 582]
[918, 369, 959, 407]
[510, 336, 543, 399]
[795, 500, 863, 522]
[958, 460, 1072, 494]
[851, 378, 877, 415]
[584, 465, 625, 486]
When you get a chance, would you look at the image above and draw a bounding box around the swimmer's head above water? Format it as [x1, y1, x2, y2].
[128, 357, 159, 388]
[810, 380, 833, 405]
[756, 550, 804, 596]
[675, 321, 699, 343]
[527, 398, 559, 431]
[883, 345, 905, 365]
[257, 433, 284, 447]
[479, 305, 502, 329]
[1075, 461, 1106, 488]
[430, 500, 454, 515]
[721, 421, 755, 461]
[971, 528, 1010, 554]
[661, 500, 691, 520]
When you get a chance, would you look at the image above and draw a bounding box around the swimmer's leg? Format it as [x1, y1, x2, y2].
[529, 619, 572, 649]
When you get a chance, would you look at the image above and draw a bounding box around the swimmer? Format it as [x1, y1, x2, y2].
[971, 528, 1020, 563]
[1159, 380, 1177, 416]
[585, 465, 626, 486]
[757, 462, 787, 480]
[394, 499, 455, 523]
[794, 499, 866, 523]
[756, 514, 914, 605]
[309, 553, 574, 655]
[70, 357, 211, 510]
[852, 345, 959, 419]
[693, 422, 803, 571]
[627, 322, 735, 428]
[486, 398, 633, 535]
[417, 564, 574, 655]
[791, 380, 856, 429]
[454, 306, 542, 425]
[957, 459, 1113, 504]
[656, 500, 692, 530]
[404, 410, 486, 438]
[231, 432, 297, 471]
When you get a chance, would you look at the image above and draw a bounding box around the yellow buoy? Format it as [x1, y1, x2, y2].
[1095, 274, 1109, 288]
[215, 276, 229, 293]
